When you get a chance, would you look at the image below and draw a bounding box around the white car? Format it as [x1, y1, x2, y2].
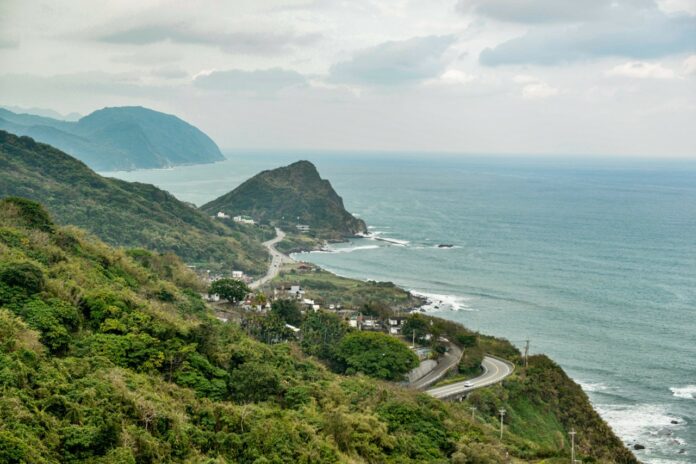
[463, 381, 474, 388]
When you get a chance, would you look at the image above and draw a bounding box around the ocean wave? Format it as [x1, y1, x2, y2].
[579, 381, 610, 393]
[670, 385, 696, 400]
[309, 245, 380, 255]
[332, 245, 380, 254]
[594, 403, 686, 460]
[411, 291, 475, 312]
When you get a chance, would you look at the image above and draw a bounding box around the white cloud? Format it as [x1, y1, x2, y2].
[328, 35, 456, 86]
[193, 68, 306, 94]
[683, 55, 696, 75]
[607, 61, 676, 79]
[514, 75, 560, 98]
[425, 69, 477, 87]
[657, 0, 696, 15]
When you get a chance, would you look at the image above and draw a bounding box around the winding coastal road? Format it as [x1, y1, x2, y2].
[249, 228, 294, 289]
[426, 356, 514, 400]
[410, 343, 463, 390]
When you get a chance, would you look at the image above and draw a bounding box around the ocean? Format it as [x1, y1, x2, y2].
[107, 151, 696, 464]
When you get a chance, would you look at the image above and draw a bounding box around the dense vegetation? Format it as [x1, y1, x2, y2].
[201, 160, 367, 238]
[0, 106, 224, 171]
[269, 262, 423, 311]
[0, 198, 636, 463]
[0, 131, 269, 275]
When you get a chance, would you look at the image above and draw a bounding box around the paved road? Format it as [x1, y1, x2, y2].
[250, 228, 294, 289]
[410, 343, 463, 390]
[426, 356, 514, 400]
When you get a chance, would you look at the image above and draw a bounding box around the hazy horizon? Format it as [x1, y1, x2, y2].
[1, 0, 695, 157]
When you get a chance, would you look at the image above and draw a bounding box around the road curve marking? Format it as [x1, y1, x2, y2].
[426, 355, 514, 400]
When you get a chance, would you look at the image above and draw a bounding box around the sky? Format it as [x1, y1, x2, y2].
[1, 0, 695, 157]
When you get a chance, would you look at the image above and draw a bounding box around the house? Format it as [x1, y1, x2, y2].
[232, 270, 244, 279]
[296, 224, 311, 232]
[233, 215, 255, 225]
[388, 317, 407, 327]
[216, 211, 230, 219]
[348, 316, 359, 328]
[389, 326, 402, 335]
[288, 285, 304, 299]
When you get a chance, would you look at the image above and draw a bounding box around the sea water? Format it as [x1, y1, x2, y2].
[107, 152, 696, 463]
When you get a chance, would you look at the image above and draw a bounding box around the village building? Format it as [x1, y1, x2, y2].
[233, 215, 255, 225]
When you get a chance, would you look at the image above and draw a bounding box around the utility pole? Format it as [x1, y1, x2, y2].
[470, 407, 477, 420]
[412, 329, 416, 347]
[499, 408, 506, 440]
[569, 428, 576, 464]
[524, 339, 530, 368]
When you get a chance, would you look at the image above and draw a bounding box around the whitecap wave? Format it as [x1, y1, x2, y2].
[309, 245, 380, 254]
[373, 236, 409, 246]
[332, 245, 380, 254]
[594, 403, 686, 459]
[671, 385, 696, 400]
[579, 381, 609, 393]
[411, 291, 475, 312]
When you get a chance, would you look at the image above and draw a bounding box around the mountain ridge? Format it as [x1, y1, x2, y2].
[202, 160, 367, 238]
[0, 130, 268, 275]
[0, 106, 224, 171]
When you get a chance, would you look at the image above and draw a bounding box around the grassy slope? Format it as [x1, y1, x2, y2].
[269, 262, 424, 311]
[0, 131, 269, 275]
[270, 263, 637, 464]
[0, 198, 636, 463]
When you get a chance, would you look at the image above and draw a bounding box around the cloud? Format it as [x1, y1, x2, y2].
[607, 61, 676, 79]
[458, 0, 612, 23]
[0, 37, 18, 48]
[684, 55, 696, 75]
[436, 70, 477, 85]
[328, 35, 456, 86]
[513, 75, 560, 98]
[151, 66, 189, 79]
[479, 5, 696, 65]
[95, 22, 322, 55]
[193, 68, 307, 94]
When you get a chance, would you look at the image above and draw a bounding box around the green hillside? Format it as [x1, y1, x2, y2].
[0, 198, 636, 463]
[0, 106, 224, 171]
[202, 160, 367, 238]
[0, 131, 268, 275]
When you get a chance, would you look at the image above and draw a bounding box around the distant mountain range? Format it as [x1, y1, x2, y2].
[202, 160, 367, 238]
[0, 106, 224, 171]
[0, 130, 267, 275]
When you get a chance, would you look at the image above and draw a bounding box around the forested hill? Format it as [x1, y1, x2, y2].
[0, 198, 636, 463]
[202, 160, 367, 238]
[0, 131, 267, 274]
[0, 106, 224, 171]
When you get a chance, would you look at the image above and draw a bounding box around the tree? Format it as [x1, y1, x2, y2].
[300, 310, 348, 361]
[334, 331, 419, 381]
[271, 299, 302, 326]
[243, 313, 294, 344]
[402, 314, 430, 345]
[210, 279, 249, 304]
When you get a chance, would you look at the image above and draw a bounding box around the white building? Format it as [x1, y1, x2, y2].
[296, 224, 311, 232]
[232, 270, 244, 279]
[233, 215, 255, 225]
[216, 211, 230, 219]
